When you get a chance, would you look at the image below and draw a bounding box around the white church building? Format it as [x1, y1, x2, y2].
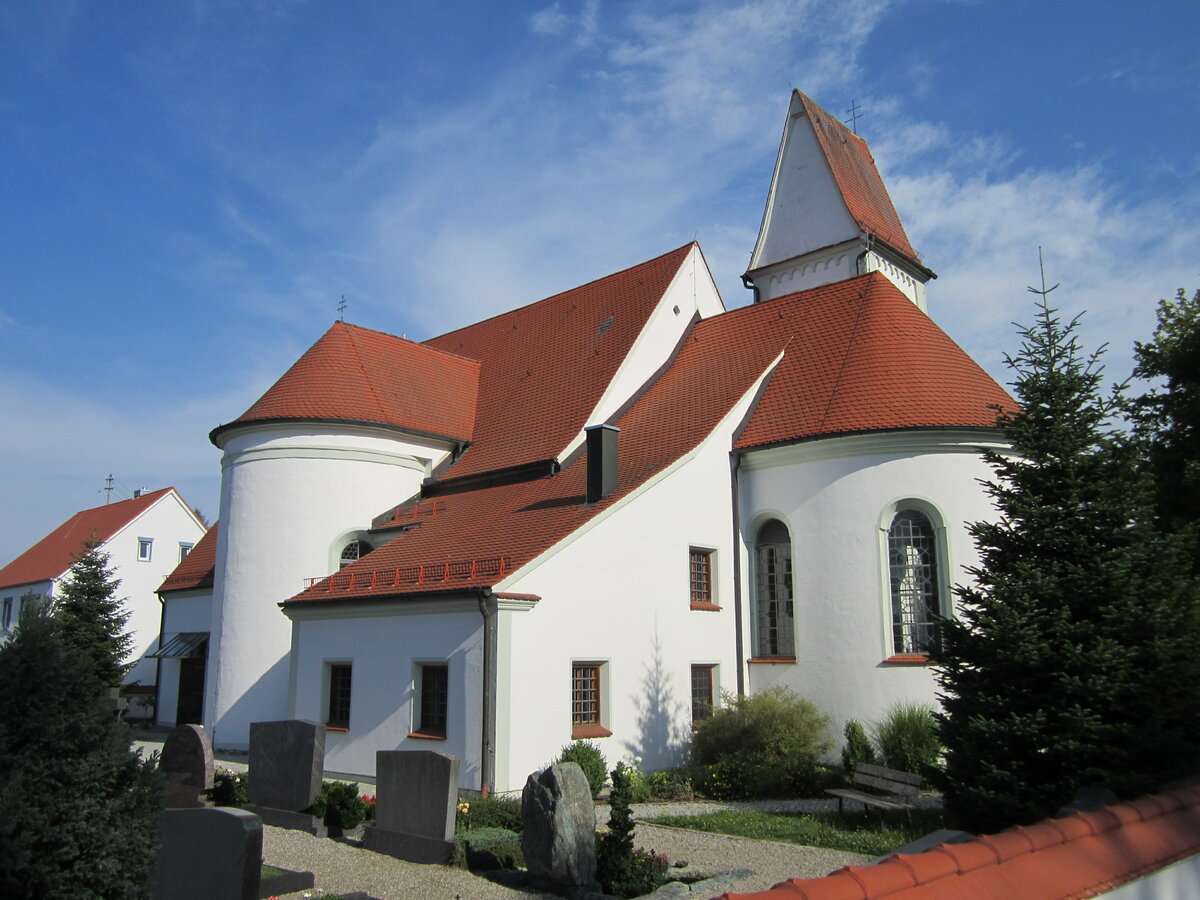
[156, 91, 1012, 792]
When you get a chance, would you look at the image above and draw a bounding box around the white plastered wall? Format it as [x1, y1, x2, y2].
[286, 603, 484, 787]
[493, 369, 772, 792]
[738, 431, 1004, 749]
[156, 589, 213, 726]
[207, 422, 455, 749]
[97, 490, 207, 691]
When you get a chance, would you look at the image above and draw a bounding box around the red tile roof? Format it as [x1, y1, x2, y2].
[214, 321, 480, 445]
[796, 91, 921, 265]
[717, 784, 1200, 900]
[158, 523, 218, 594]
[0, 488, 179, 590]
[735, 273, 1013, 450]
[421, 244, 696, 479]
[287, 271, 1010, 606]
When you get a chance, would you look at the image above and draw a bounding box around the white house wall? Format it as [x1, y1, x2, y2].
[495, 378, 770, 792]
[738, 432, 1003, 748]
[207, 423, 455, 750]
[157, 589, 214, 726]
[99, 491, 206, 689]
[287, 604, 483, 787]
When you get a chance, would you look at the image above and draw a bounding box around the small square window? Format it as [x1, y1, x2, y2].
[178, 542, 194, 563]
[571, 661, 611, 739]
[413, 663, 448, 738]
[137, 538, 153, 562]
[690, 548, 717, 609]
[327, 663, 352, 730]
[691, 665, 716, 724]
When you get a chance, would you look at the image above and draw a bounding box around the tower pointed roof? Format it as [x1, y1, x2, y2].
[212, 321, 480, 446]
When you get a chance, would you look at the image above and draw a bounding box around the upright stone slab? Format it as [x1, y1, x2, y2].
[151, 807, 262, 900]
[521, 762, 598, 892]
[247, 719, 325, 810]
[160, 723, 214, 808]
[363, 750, 459, 863]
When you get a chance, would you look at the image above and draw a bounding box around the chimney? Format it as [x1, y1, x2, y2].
[585, 424, 619, 504]
[133, 489, 142, 499]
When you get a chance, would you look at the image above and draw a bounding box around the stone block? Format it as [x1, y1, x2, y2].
[247, 719, 325, 811]
[362, 824, 457, 864]
[160, 723, 214, 808]
[243, 804, 327, 837]
[151, 806, 262, 900]
[374, 749, 458, 840]
[521, 762, 598, 889]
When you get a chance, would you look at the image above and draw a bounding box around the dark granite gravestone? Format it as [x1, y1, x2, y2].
[243, 719, 327, 833]
[151, 807, 262, 900]
[160, 723, 215, 808]
[521, 763, 600, 897]
[363, 750, 459, 863]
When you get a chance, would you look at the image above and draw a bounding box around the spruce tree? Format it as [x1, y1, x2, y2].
[935, 299, 1200, 835]
[55, 543, 133, 689]
[0, 601, 161, 898]
[1131, 287, 1200, 542]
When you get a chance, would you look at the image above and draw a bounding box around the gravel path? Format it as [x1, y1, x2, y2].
[260, 801, 878, 899]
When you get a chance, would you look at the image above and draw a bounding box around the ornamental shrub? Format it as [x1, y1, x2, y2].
[871, 703, 940, 775]
[459, 827, 524, 871]
[311, 780, 369, 830]
[841, 719, 877, 773]
[690, 686, 830, 798]
[596, 762, 668, 898]
[456, 791, 522, 833]
[555, 740, 608, 798]
[211, 767, 248, 806]
[646, 768, 694, 801]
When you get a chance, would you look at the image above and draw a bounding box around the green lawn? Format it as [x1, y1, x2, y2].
[642, 808, 947, 857]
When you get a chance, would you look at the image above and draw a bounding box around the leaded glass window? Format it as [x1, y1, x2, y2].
[755, 519, 794, 657]
[888, 509, 939, 654]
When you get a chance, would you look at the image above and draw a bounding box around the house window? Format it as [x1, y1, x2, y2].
[178, 542, 194, 563]
[691, 665, 715, 724]
[754, 519, 795, 657]
[690, 548, 716, 608]
[887, 508, 942, 656]
[414, 663, 448, 739]
[327, 663, 353, 730]
[339, 539, 373, 569]
[571, 662, 611, 739]
[137, 538, 153, 562]
[2, 598, 12, 630]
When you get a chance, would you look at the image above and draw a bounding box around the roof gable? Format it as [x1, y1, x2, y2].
[0, 488, 180, 590]
[422, 244, 695, 479]
[215, 322, 480, 445]
[158, 523, 218, 594]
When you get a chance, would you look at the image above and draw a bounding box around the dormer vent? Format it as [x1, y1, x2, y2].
[585, 424, 619, 503]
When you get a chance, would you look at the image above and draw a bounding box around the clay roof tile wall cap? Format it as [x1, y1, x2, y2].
[940, 840, 1000, 873]
[1077, 807, 1123, 835]
[893, 849, 959, 885]
[1129, 793, 1174, 818]
[780, 870, 869, 900]
[1012, 821, 1067, 852]
[1047, 814, 1095, 842]
[844, 861, 917, 895]
[979, 830, 1035, 862]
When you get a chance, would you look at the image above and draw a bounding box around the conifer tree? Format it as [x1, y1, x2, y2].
[1131, 287, 1200, 542]
[935, 299, 1200, 835]
[0, 601, 161, 898]
[55, 543, 133, 689]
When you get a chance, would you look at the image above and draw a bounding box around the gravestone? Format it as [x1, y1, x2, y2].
[363, 750, 459, 863]
[151, 807, 262, 900]
[521, 763, 600, 896]
[160, 723, 214, 808]
[243, 719, 327, 834]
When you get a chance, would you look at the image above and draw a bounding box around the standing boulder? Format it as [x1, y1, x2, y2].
[521, 762, 599, 893]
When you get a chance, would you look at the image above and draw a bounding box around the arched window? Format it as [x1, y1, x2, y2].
[339, 539, 373, 569]
[887, 509, 941, 655]
[754, 519, 795, 657]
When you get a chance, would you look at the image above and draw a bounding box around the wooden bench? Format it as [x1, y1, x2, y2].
[826, 763, 921, 821]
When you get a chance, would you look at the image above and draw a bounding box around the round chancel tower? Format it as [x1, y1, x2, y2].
[205, 322, 479, 748]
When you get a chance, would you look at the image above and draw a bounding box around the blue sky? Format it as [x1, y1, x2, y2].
[2, 0, 1197, 566]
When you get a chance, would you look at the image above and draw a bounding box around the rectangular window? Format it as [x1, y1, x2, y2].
[571, 662, 611, 739]
[137, 538, 153, 562]
[2, 598, 11, 630]
[415, 663, 448, 738]
[690, 548, 717, 609]
[691, 665, 715, 724]
[327, 663, 352, 730]
[178, 542, 194, 563]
